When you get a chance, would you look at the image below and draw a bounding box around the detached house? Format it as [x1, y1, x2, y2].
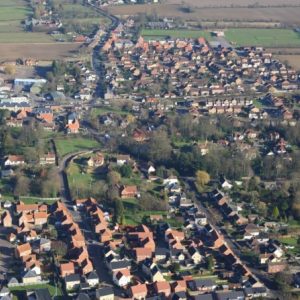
[120, 185, 139, 198]
[4, 155, 25, 166]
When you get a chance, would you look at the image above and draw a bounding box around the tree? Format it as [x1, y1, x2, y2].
[147, 130, 172, 163]
[14, 175, 30, 196]
[196, 170, 210, 191]
[52, 241, 68, 257]
[207, 255, 214, 272]
[272, 206, 280, 220]
[4, 65, 16, 76]
[115, 199, 124, 224]
[120, 164, 132, 178]
[107, 170, 121, 185]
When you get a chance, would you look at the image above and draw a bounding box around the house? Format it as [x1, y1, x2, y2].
[187, 279, 216, 292]
[60, 262, 75, 277]
[154, 248, 169, 262]
[244, 287, 267, 299]
[134, 247, 153, 262]
[215, 290, 245, 300]
[35, 288, 52, 300]
[2, 210, 12, 227]
[39, 153, 56, 165]
[172, 291, 187, 300]
[154, 281, 171, 297]
[113, 269, 131, 287]
[66, 112, 80, 134]
[65, 274, 81, 290]
[15, 243, 32, 258]
[120, 185, 139, 198]
[116, 155, 131, 166]
[87, 153, 104, 168]
[22, 270, 41, 284]
[4, 155, 25, 166]
[86, 271, 99, 287]
[130, 284, 148, 299]
[171, 280, 186, 293]
[96, 287, 114, 300]
[242, 224, 260, 240]
[188, 247, 202, 264]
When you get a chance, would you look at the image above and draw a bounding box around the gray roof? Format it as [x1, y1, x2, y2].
[193, 294, 214, 300]
[23, 270, 37, 278]
[215, 290, 245, 300]
[96, 287, 114, 297]
[35, 288, 51, 300]
[65, 273, 81, 283]
[87, 271, 99, 280]
[110, 260, 130, 270]
[76, 293, 91, 300]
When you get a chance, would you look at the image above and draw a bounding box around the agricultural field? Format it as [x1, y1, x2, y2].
[275, 55, 300, 70]
[108, 4, 300, 25]
[141, 28, 212, 40]
[225, 28, 300, 47]
[164, 0, 300, 7]
[0, 43, 82, 62]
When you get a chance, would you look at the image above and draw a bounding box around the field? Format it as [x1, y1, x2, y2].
[56, 2, 111, 33]
[54, 137, 100, 156]
[141, 28, 212, 40]
[225, 28, 300, 47]
[164, 0, 300, 7]
[108, 4, 300, 25]
[0, 43, 82, 62]
[275, 55, 300, 70]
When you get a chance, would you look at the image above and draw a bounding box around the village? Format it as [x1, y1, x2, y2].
[0, 3, 300, 299]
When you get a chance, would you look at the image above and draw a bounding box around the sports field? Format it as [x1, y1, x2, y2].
[225, 28, 300, 47]
[141, 29, 212, 40]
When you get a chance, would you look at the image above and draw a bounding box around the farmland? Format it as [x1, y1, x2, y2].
[275, 55, 300, 70]
[164, 0, 300, 7]
[225, 28, 300, 47]
[108, 4, 300, 25]
[0, 43, 82, 62]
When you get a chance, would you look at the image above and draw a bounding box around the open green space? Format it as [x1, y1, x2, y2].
[54, 136, 100, 156]
[10, 283, 63, 298]
[141, 28, 212, 40]
[225, 28, 300, 47]
[19, 197, 58, 205]
[90, 106, 130, 117]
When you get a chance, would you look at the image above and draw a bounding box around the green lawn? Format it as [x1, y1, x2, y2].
[141, 29, 212, 40]
[90, 106, 130, 117]
[226, 28, 300, 47]
[55, 137, 100, 157]
[10, 283, 63, 297]
[19, 197, 58, 204]
[0, 6, 31, 21]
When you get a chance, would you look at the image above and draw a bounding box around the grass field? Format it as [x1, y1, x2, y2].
[91, 106, 130, 117]
[55, 137, 100, 156]
[225, 28, 300, 47]
[141, 28, 212, 40]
